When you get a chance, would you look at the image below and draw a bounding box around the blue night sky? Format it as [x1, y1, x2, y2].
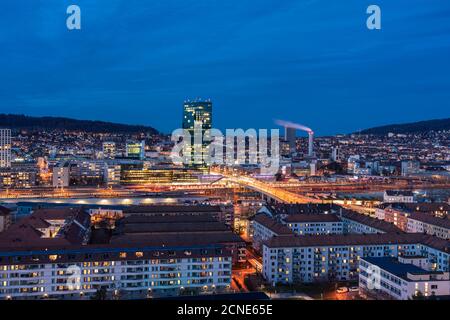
[0, 0, 449, 135]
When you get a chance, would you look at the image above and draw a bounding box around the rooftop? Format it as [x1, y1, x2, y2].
[263, 203, 340, 216]
[362, 257, 445, 281]
[109, 231, 244, 247]
[123, 205, 222, 214]
[409, 212, 450, 229]
[263, 233, 450, 252]
[385, 190, 414, 197]
[0, 207, 91, 249]
[253, 214, 293, 235]
[340, 210, 403, 233]
[283, 213, 341, 223]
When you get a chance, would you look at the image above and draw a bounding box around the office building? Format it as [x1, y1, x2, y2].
[401, 160, 421, 176]
[126, 141, 145, 160]
[52, 162, 70, 188]
[182, 99, 212, 166]
[0, 129, 11, 168]
[104, 163, 121, 186]
[285, 127, 296, 154]
[120, 166, 201, 185]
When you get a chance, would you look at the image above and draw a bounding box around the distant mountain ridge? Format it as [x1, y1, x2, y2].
[0, 114, 159, 134]
[359, 118, 450, 135]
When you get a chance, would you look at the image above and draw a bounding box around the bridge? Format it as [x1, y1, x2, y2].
[212, 172, 320, 204]
[210, 170, 377, 214]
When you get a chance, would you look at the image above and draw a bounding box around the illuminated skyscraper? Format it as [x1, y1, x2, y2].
[0, 129, 11, 168]
[182, 99, 212, 166]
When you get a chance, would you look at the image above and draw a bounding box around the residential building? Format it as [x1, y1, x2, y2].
[0, 208, 234, 299]
[340, 210, 403, 234]
[251, 214, 293, 251]
[282, 214, 343, 235]
[407, 212, 450, 240]
[383, 190, 415, 203]
[359, 256, 450, 300]
[262, 233, 450, 284]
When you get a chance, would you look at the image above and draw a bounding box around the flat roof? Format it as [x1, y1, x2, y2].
[361, 257, 444, 281]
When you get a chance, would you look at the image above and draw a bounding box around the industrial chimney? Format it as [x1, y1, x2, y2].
[308, 131, 314, 157]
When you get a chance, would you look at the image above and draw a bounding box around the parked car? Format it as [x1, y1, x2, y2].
[349, 286, 359, 292]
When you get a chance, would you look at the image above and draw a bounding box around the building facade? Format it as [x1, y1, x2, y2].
[0, 129, 11, 168]
[262, 234, 450, 284]
[359, 256, 450, 300]
[182, 100, 212, 166]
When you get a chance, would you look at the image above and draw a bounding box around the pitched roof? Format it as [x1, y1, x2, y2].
[123, 205, 222, 214]
[253, 214, 293, 235]
[409, 212, 450, 229]
[110, 231, 244, 247]
[340, 210, 403, 233]
[263, 203, 339, 216]
[263, 233, 449, 252]
[284, 214, 341, 223]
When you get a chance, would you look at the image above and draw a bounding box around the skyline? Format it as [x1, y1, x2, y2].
[1, 0, 450, 135]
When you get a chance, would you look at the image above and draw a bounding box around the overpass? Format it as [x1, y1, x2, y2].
[213, 173, 320, 204]
[211, 170, 375, 214]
